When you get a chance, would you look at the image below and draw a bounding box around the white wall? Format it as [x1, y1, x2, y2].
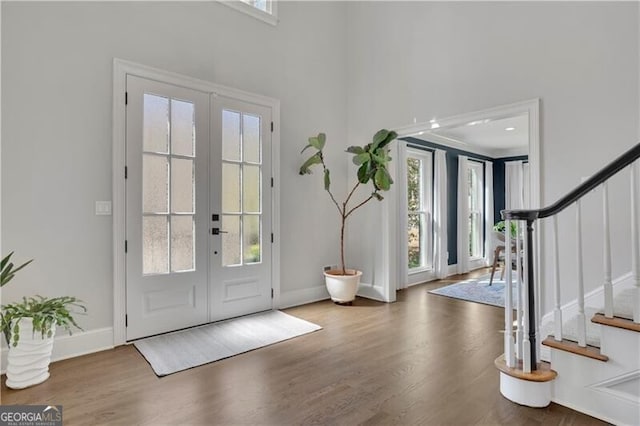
[346, 1, 639, 310]
[1, 1, 348, 332]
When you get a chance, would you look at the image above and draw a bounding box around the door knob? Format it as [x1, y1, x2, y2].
[212, 228, 228, 235]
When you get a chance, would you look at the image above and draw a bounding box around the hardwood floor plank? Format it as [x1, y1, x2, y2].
[1, 272, 606, 425]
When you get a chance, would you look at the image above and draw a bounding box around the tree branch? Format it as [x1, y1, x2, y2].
[345, 195, 375, 219]
[344, 181, 361, 210]
[319, 152, 343, 216]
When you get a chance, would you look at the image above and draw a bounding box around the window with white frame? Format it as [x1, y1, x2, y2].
[468, 160, 484, 259]
[222, 0, 278, 26]
[241, 0, 272, 14]
[407, 149, 433, 271]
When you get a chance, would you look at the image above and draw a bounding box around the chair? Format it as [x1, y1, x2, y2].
[489, 230, 518, 285]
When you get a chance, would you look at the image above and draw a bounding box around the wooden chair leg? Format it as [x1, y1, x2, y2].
[489, 247, 501, 286]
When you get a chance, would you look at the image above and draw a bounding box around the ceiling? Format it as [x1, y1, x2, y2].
[428, 115, 528, 157]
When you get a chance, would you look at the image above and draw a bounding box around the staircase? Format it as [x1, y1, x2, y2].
[495, 143, 640, 425]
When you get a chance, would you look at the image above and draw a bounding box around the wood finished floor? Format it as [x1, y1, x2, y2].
[1, 269, 607, 425]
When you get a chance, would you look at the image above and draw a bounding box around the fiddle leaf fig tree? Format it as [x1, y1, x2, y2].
[299, 129, 398, 276]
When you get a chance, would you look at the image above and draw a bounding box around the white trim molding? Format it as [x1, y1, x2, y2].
[112, 58, 281, 345]
[389, 98, 541, 303]
[279, 285, 329, 309]
[1, 327, 114, 375]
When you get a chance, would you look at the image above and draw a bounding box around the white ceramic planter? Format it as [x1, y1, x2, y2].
[6, 317, 56, 389]
[324, 269, 362, 303]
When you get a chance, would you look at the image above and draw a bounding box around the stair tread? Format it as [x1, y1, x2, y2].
[591, 313, 640, 332]
[540, 306, 602, 348]
[494, 354, 557, 382]
[542, 336, 609, 361]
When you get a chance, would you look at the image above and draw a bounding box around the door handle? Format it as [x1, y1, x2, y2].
[212, 228, 228, 235]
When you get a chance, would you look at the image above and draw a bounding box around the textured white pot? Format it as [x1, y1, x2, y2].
[324, 269, 362, 303]
[6, 317, 56, 389]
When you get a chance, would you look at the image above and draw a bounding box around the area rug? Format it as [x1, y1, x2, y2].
[134, 310, 322, 376]
[428, 275, 516, 308]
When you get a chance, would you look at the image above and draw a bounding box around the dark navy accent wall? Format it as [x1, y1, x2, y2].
[493, 155, 529, 221]
[402, 137, 527, 266]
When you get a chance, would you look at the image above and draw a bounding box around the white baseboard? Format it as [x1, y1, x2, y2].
[357, 282, 387, 302]
[552, 397, 621, 426]
[448, 264, 458, 276]
[278, 285, 329, 309]
[1, 327, 114, 374]
[541, 272, 634, 325]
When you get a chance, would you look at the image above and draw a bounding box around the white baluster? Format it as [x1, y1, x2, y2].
[515, 221, 523, 359]
[631, 163, 640, 324]
[522, 226, 531, 373]
[504, 219, 515, 368]
[552, 215, 563, 341]
[576, 200, 587, 347]
[603, 182, 613, 318]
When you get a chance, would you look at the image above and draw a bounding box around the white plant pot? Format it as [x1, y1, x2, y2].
[6, 317, 56, 390]
[324, 269, 362, 303]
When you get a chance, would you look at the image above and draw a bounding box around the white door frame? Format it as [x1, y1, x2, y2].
[388, 98, 541, 301]
[112, 59, 281, 345]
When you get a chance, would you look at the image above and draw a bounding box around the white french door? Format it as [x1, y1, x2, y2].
[209, 96, 273, 321]
[125, 75, 272, 340]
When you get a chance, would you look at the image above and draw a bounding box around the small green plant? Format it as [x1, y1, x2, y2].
[494, 220, 518, 239]
[299, 129, 397, 275]
[2, 296, 86, 347]
[0, 254, 87, 347]
[1, 252, 33, 287]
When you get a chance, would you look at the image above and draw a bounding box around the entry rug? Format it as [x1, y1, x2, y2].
[428, 275, 516, 308]
[134, 310, 322, 376]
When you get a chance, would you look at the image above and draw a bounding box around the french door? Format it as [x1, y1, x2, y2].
[125, 76, 272, 340]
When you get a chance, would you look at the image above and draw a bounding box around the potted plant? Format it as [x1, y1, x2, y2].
[299, 129, 397, 303]
[1, 252, 86, 389]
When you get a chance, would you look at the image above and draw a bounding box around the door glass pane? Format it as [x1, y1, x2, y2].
[222, 110, 241, 161]
[408, 213, 421, 269]
[243, 114, 261, 164]
[222, 163, 241, 213]
[171, 216, 194, 272]
[171, 158, 194, 213]
[171, 99, 195, 157]
[143, 94, 169, 153]
[143, 216, 169, 274]
[243, 165, 261, 213]
[143, 154, 169, 213]
[243, 215, 261, 263]
[222, 215, 241, 266]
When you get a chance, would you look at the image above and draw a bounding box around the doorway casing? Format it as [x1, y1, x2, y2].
[112, 59, 281, 345]
[385, 99, 541, 301]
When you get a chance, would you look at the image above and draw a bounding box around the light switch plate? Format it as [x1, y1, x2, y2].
[95, 201, 112, 216]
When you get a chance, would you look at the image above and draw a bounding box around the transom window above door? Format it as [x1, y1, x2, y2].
[221, 0, 278, 26]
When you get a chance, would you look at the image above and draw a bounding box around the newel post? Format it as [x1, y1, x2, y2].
[526, 219, 537, 368]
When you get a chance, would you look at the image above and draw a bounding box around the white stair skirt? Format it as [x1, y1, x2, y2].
[548, 321, 640, 425]
[499, 373, 553, 408]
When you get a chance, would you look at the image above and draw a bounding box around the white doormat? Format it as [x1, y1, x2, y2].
[134, 310, 322, 376]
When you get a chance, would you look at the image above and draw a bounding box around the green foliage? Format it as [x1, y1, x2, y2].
[494, 220, 518, 238]
[1, 296, 86, 347]
[298, 129, 398, 274]
[1, 252, 33, 287]
[299, 130, 397, 197]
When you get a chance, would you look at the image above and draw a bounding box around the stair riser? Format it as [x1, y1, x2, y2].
[600, 324, 640, 368]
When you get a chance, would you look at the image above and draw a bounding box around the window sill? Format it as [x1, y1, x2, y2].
[409, 267, 433, 275]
